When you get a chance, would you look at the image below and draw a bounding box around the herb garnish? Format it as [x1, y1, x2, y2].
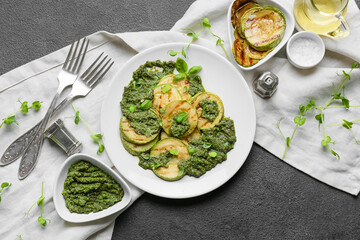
[25, 182, 51, 227]
[69, 104, 105, 155]
[168, 17, 229, 59]
[277, 62, 359, 159]
[0, 182, 11, 203]
[0, 99, 42, 128]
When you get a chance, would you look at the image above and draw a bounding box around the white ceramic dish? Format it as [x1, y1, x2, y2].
[227, 0, 295, 71]
[286, 31, 325, 69]
[101, 43, 256, 199]
[53, 153, 132, 223]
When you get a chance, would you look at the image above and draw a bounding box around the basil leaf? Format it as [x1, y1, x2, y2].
[175, 57, 188, 73]
[162, 84, 172, 94]
[173, 73, 186, 82]
[188, 66, 202, 76]
[140, 100, 152, 110]
[170, 149, 179, 155]
[175, 112, 188, 123]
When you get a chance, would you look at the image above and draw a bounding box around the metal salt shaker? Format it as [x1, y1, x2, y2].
[44, 119, 82, 156]
[253, 72, 279, 98]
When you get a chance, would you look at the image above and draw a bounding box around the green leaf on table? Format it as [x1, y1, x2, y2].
[74, 111, 80, 125]
[342, 120, 353, 129]
[91, 134, 103, 141]
[286, 137, 290, 147]
[32, 101, 42, 110]
[20, 101, 29, 114]
[97, 144, 105, 155]
[3, 116, 17, 125]
[202, 17, 211, 28]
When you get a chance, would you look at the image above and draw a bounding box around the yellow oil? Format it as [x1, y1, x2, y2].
[294, 0, 347, 35]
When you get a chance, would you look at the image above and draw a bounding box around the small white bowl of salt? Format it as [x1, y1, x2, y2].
[286, 31, 325, 69]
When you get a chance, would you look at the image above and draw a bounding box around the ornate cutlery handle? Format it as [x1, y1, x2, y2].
[0, 94, 74, 166]
[18, 90, 61, 179]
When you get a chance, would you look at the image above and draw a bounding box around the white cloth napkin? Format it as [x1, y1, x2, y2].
[1, 0, 360, 239]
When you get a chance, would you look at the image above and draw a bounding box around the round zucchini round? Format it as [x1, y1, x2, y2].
[162, 100, 198, 138]
[120, 115, 160, 144]
[234, 2, 261, 38]
[191, 92, 224, 130]
[120, 132, 159, 156]
[241, 7, 286, 51]
[150, 138, 190, 181]
[243, 40, 272, 60]
[232, 38, 259, 67]
[160, 128, 201, 145]
[153, 84, 182, 114]
[159, 74, 191, 101]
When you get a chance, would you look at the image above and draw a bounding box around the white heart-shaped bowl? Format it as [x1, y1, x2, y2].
[227, 0, 295, 71]
[53, 153, 132, 223]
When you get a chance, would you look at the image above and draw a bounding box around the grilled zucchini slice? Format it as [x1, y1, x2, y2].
[232, 38, 259, 67]
[120, 132, 159, 156]
[231, 0, 254, 27]
[151, 138, 190, 181]
[234, 3, 261, 38]
[120, 115, 160, 144]
[241, 7, 286, 51]
[161, 128, 201, 145]
[191, 92, 224, 130]
[153, 84, 182, 114]
[243, 40, 272, 60]
[158, 74, 191, 101]
[162, 100, 198, 138]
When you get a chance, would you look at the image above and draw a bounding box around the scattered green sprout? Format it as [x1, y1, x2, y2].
[69, 104, 105, 155]
[277, 62, 359, 160]
[168, 17, 229, 59]
[25, 182, 51, 227]
[15, 235, 24, 240]
[0, 99, 42, 128]
[0, 182, 12, 203]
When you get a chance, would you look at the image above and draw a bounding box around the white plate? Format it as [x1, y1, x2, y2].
[227, 0, 295, 71]
[53, 153, 132, 223]
[101, 43, 256, 199]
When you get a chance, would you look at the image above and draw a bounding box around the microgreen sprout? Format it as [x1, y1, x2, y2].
[25, 182, 51, 227]
[69, 104, 105, 155]
[0, 182, 12, 203]
[168, 17, 229, 59]
[277, 62, 359, 160]
[16, 235, 24, 240]
[0, 99, 42, 128]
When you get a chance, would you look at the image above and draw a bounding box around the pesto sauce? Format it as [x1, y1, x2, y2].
[188, 75, 205, 97]
[179, 118, 236, 177]
[120, 61, 176, 134]
[138, 151, 172, 170]
[62, 161, 124, 214]
[200, 98, 219, 122]
[170, 117, 190, 138]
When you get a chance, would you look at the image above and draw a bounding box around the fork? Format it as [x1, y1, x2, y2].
[15, 38, 89, 179]
[0, 53, 114, 169]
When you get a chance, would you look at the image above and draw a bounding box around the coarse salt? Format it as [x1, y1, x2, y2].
[289, 37, 322, 67]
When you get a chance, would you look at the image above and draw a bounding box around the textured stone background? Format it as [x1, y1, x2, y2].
[0, 1, 359, 239]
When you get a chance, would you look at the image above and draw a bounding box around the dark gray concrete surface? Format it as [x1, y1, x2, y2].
[0, 0, 359, 239]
